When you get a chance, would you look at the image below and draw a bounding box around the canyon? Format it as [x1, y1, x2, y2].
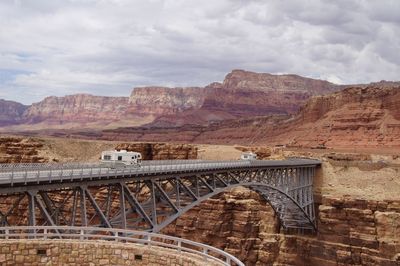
[0, 136, 398, 265]
[0, 70, 399, 265]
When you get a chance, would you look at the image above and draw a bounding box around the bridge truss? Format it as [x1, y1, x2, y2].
[0, 160, 319, 233]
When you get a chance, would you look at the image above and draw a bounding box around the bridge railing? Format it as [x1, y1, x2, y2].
[142, 159, 212, 165]
[0, 226, 244, 266]
[0, 160, 228, 172]
[0, 160, 251, 185]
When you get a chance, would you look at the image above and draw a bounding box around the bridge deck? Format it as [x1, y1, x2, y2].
[0, 159, 320, 190]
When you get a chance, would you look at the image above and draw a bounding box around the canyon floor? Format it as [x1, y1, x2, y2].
[0, 135, 399, 265]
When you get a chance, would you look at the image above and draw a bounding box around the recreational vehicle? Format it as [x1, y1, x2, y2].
[240, 152, 257, 160]
[101, 150, 142, 167]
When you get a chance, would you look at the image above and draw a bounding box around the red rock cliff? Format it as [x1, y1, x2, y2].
[127, 86, 206, 116]
[148, 70, 342, 126]
[201, 70, 341, 116]
[278, 86, 400, 147]
[22, 94, 129, 124]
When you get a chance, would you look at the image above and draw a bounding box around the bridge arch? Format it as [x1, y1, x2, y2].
[153, 182, 316, 233]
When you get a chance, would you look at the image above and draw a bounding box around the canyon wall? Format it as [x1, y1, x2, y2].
[22, 94, 130, 124]
[127, 86, 206, 116]
[270, 86, 400, 147]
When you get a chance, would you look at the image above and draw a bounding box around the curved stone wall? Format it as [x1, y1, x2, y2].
[0, 239, 222, 266]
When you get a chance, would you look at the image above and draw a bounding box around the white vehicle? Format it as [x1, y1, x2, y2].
[101, 150, 142, 167]
[240, 152, 257, 160]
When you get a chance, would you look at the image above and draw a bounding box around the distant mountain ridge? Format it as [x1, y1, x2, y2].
[98, 85, 400, 148]
[0, 99, 28, 126]
[0, 70, 398, 130]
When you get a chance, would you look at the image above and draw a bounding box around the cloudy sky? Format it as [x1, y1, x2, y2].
[0, 0, 399, 104]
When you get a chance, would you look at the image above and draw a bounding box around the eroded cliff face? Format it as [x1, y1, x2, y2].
[201, 70, 338, 116]
[128, 87, 206, 116]
[297, 86, 400, 123]
[0, 99, 28, 126]
[149, 70, 341, 126]
[276, 86, 400, 147]
[162, 187, 281, 265]
[222, 70, 340, 95]
[0, 136, 48, 163]
[22, 94, 129, 124]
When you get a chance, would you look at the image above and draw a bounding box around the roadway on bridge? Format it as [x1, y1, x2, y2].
[0, 159, 320, 187]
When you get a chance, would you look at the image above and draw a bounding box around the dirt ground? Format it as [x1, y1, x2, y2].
[36, 137, 118, 162]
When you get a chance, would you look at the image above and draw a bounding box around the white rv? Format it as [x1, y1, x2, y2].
[101, 150, 142, 167]
[240, 152, 257, 161]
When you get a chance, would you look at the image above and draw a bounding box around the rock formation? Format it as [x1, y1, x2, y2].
[127, 86, 206, 116]
[22, 94, 129, 124]
[0, 99, 28, 126]
[162, 169, 400, 265]
[0, 136, 48, 163]
[0, 137, 198, 164]
[100, 85, 400, 148]
[148, 70, 341, 126]
[0, 69, 344, 129]
[269, 85, 400, 147]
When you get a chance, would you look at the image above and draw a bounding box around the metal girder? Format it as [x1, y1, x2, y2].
[0, 194, 24, 226]
[122, 184, 154, 229]
[79, 187, 87, 226]
[84, 188, 112, 228]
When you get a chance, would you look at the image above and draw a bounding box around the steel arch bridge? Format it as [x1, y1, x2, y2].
[0, 159, 320, 233]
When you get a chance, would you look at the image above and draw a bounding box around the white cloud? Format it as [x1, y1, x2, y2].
[0, 0, 399, 104]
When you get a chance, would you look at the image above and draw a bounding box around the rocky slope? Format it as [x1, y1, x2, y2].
[163, 188, 400, 266]
[266, 85, 400, 147]
[0, 136, 198, 163]
[0, 136, 48, 163]
[0, 99, 28, 126]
